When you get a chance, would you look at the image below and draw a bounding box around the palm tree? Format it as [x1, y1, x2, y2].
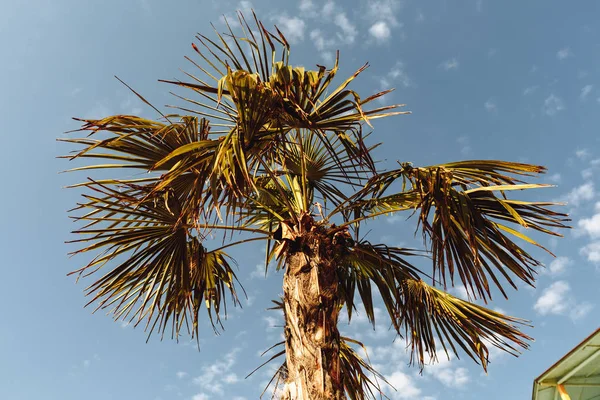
[62, 12, 569, 400]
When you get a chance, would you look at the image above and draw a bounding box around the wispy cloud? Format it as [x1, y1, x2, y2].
[542, 256, 572, 277]
[576, 148, 591, 160]
[379, 61, 412, 92]
[534, 281, 593, 320]
[250, 263, 266, 279]
[580, 85, 593, 100]
[298, 0, 316, 16]
[422, 352, 470, 389]
[192, 348, 242, 395]
[302, 2, 358, 60]
[556, 47, 572, 60]
[523, 85, 538, 96]
[440, 58, 459, 70]
[542, 94, 565, 116]
[334, 13, 357, 44]
[364, 0, 402, 27]
[548, 173, 561, 183]
[273, 15, 306, 44]
[484, 98, 497, 113]
[561, 182, 594, 207]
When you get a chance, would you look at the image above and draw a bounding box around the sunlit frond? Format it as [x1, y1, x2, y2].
[397, 278, 532, 371]
[68, 182, 243, 340]
[339, 241, 421, 330]
[406, 164, 569, 300]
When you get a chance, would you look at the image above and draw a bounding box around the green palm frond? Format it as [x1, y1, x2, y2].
[61, 115, 211, 177]
[339, 241, 421, 329]
[397, 278, 531, 371]
[280, 130, 374, 206]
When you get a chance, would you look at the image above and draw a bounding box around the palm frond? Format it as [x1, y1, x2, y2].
[336, 161, 569, 300]
[61, 115, 210, 177]
[338, 241, 421, 330]
[340, 336, 390, 400]
[396, 278, 531, 371]
[68, 181, 243, 340]
[406, 164, 569, 300]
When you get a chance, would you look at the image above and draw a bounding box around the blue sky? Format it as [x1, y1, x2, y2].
[1, 0, 599, 399]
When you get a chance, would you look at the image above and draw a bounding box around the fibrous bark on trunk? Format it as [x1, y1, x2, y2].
[281, 225, 344, 400]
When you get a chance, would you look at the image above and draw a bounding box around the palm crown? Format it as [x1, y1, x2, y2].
[63, 12, 569, 399]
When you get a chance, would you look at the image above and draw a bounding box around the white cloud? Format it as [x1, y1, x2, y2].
[548, 173, 561, 183]
[263, 315, 280, 331]
[310, 29, 329, 52]
[322, 0, 335, 17]
[298, 0, 315, 15]
[449, 284, 470, 300]
[578, 202, 600, 241]
[191, 394, 209, 400]
[365, 0, 402, 26]
[423, 354, 470, 389]
[562, 182, 594, 207]
[369, 21, 391, 41]
[556, 47, 572, 60]
[580, 85, 593, 100]
[534, 280, 570, 315]
[440, 58, 459, 70]
[251, 263, 266, 279]
[238, 0, 253, 13]
[223, 373, 239, 384]
[388, 62, 410, 85]
[543, 256, 572, 276]
[543, 94, 565, 116]
[386, 371, 422, 399]
[484, 99, 497, 113]
[436, 366, 469, 388]
[576, 148, 591, 160]
[523, 86, 538, 95]
[334, 13, 357, 44]
[572, 302, 594, 320]
[581, 241, 600, 263]
[534, 281, 593, 320]
[274, 15, 305, 44]
[192, 348, 241, 395]
[380, 61, 412, 90]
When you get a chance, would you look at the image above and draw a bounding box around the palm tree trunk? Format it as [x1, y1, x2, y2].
[281, 231, 344, 399]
